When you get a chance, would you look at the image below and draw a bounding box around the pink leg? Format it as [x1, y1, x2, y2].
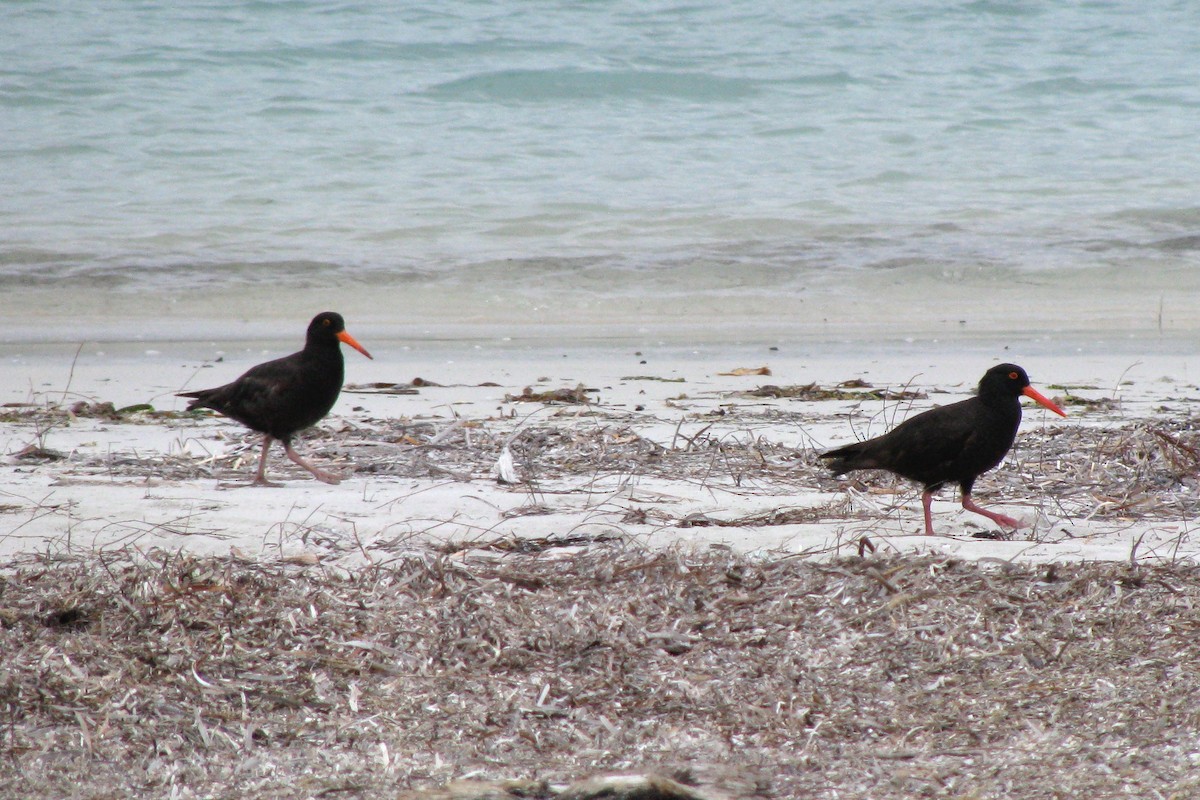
[962, 495, 1024, 529]
[921, 491, 936, 536]
[283, 441, 343, 485]
[252, 434, 284, 487]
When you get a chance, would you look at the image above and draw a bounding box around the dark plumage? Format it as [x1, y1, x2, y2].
[820, 363, 1066, 535]
[179, 312, 373, 486]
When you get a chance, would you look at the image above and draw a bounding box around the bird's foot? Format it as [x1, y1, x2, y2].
[993, 513, 1025, 530]
[962, 497, 1025, 530]
[283, 444, 345, 485]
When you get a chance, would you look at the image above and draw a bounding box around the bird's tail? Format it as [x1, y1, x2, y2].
[819, 442, 875, 475]
[177, 390, 210, 411]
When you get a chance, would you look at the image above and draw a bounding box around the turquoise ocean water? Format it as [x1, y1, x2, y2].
[3, 1, 1199, 336]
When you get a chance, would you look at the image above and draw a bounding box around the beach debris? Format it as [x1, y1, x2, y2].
[492, 445, 519, 484]
[2, 399, 182, 425]
[741, 382, 927, 401]
[499, 503, 558, 518]
[1147, 427, 1200, 473]
[718, 366, 771, 376]
[673, 504, 840, 528]
[620, 507, 650, 524]
[12, 443, 67, 462]
[279, 552, 321, 567]
[557, 773, 713, 800]
[971, 529, 1011, 540]
[396, 778, 550, 800]
[10, 385, 1200, 523]
[1056, 392, 1118, 410]
[3, 549, 1199, 798]
[68, 401, 121, 420]
[447, 532, 622, 555]
[5, 400, 173, 424]
[505, 385, 595, 404]
[620, 375, 686, 383]
[43, 606, 90, 629]
[344, 381, 422, 395]
[66, 401, 161, 419]
[345, 377, 451, 394]
[115, 403, 155, 415]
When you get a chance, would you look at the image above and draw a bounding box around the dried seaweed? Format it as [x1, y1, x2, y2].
[740, 383, 927, 402]
[2, 548, 1199, 798]
[505, 386, 597, 405]
[716, 367, 771, 377]
[1003, 419, 1200, 520]
[1, 401, 181, 425]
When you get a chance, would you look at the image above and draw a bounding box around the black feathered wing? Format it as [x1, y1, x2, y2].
[182, 352, 341, 440]
[822, 397, 1018, 493]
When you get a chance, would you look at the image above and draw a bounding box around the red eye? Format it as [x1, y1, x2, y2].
[1008, 371, 1019, 380]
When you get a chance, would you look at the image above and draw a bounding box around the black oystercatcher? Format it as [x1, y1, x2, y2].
[179, 312, 373, 486]
[820, 364, 1066, 535]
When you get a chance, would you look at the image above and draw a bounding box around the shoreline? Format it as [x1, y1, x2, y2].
[6, 256, 1200, 347]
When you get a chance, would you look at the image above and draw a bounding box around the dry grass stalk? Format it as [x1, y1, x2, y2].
[2, 547, 1200, 798]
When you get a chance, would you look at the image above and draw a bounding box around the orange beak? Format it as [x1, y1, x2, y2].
[337, 330, 373, 360]
[1023, 385, 1066, 417]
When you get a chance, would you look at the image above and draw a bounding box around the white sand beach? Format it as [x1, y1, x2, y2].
[4, 318, 1198, 567]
